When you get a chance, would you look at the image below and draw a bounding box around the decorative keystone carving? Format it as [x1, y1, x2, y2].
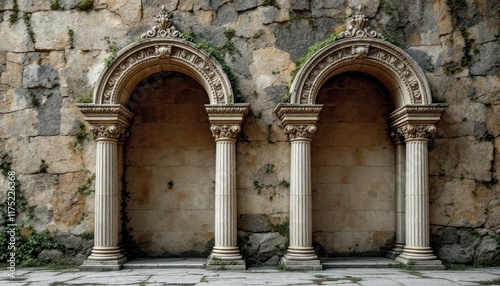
[398, 124, 436, 140]
[285, 125, 317, 140]
[210, 125, 241, 140]
[156, 44, 172, 59]
[89, 125, 127, 140]
[141, 5, 183, 39]
[352, 45, 370, 59]
[339, 6, 384, 39]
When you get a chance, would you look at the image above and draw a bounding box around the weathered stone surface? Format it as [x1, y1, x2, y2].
[470, 42, 500, 76]
[475, 238, 500, 266]
[214, 3, 238, 25]
[234, 0, 261, 12]
[107, 0, 142, 27]
[238, 214, 273, 232]
[23, 64, 59, 88]
[0, 13, 35, 52]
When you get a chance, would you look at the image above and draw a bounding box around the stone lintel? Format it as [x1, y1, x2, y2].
[274, 103, 323, 126]
[77, 103, 134, 128]
[389, 104, 447, 129]
[205, 103, 250, 126]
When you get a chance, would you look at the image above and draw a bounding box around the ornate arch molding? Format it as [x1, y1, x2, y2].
[289, 37, 432, 107]
[93, 38, 234, 105]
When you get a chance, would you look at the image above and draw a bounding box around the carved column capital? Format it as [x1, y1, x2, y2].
[390, 130, 405, 144]
[398, 124, 436, 141]
[285, 124, 317, 140]
[210, 124, 241, 140]
[89, 125, 127, 141]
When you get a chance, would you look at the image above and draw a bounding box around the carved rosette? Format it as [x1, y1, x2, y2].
[398, 124, 436, 140]
[210, 125, 241, 140]
[89, 125, 127, 141]
[338, 7, 384, 39]
[285, 125, 317, 140]
[141, 5, 183, 39]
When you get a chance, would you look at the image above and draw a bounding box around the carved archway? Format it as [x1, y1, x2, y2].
[77, 6, 248, 270]
[275, 8, 446, 270]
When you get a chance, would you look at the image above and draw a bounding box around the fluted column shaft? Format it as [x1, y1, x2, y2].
[286, 138, 317, 259]
[212, 138, 242, 259]
[396, 124, 439, 263]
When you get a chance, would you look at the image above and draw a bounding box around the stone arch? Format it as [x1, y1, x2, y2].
[275, 8, 446, 270]
[77, 6, 249, 270]
[289, 37, 432, 107]
[93, 38, 234, 105]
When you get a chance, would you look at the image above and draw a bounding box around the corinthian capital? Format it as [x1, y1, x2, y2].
[398, 124, 436, 140]
[285, 124, 317, 140]
[210, 124, 241, 140]
[89, 125, 127, 140]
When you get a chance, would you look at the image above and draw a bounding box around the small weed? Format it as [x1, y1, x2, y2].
[75, 91, 93, 103]
[265, 163, 275, 174]
[253, 181, 263, 194]
[9, 0, 19, 24]
[291, 33, 339, 79]
[267, 124, 273, 143]
[263, 0, 280, 7]
[30, 92, 40, 107]
[278, 179, 290, 188]
[256, 111, 262, 119]
[76, 171, 96, 196]
[76, 0, 94, 12]
[39, 159, 49, 173]
[50, 0, 64, 10]
[167, 180, 174, 190]
[222, 27, 236, 53]
[23, 13, 36, 44]
[67, 27, 74, 49]
[74, 120, 90, 149]
[445, 263, 468, 270]
[253, 29, 264, 38]
[103, 36, 120, 67]
[81, 231, 94, 240]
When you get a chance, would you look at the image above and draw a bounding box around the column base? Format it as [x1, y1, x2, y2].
[280, 247, 322, 271]
[80, 247, 127, 271]
[395, 247, 444, 269]
[206, 254, 246, 270]
[387, 242, 405, 260]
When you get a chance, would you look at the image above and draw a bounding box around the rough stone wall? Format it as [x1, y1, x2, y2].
[0, 0, 498, 266]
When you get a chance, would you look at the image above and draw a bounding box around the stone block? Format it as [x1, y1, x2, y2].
[1, 61, 23, 88]
[474, 238, 500, 266]
[107, 0, 142, 27]
[470, 42, 500, 76]
[0, 13, 35, 52]
[238, 214, 273, 232]
[214, 2, 238, 26]
[23, 64, 58, 88]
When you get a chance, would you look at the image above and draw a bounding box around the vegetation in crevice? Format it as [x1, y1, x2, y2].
[443, 0, 478, 75]
[50, 0, 64, 11]
[9, 0, 19, 24]
[182, 32, 244, 103]
[75, 90, 93, 103]
[67, 27, 74, 49]
[23, 13, 36, 44]
[0, 153, 64, 266]
[30, 92, 40, 107]
[103, 36, 120, 67]
[76, 0, 94, 12]
[76, 171, 95, 196]
[74, 120, 91, 150]
[38, 159, 49, 173]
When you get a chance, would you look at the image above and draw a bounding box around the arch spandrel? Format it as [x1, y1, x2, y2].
[289, 37, 432, 108]
[92, 6, 234, 106]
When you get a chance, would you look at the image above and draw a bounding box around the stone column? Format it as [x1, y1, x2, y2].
[274, 103, 323, 271]
[388, 131, 406, 259]
[281, 125, 322, 270]
[81, 125, 127, 270]
[395, 124, 443, 269]
[205, 104, 249, 270]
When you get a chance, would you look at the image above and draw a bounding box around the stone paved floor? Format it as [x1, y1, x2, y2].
[1, 266, 500, 286]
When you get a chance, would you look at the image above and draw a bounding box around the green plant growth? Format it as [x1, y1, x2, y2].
[0, 153, 63, 266]
[182, 32, 244, 103]
[103, 36, 120, 67]
[30, 92, 40, 107]
[478, 279, 500, 285]
[167, 180, 174, 190]
[76, 0, 94, 12]
[50, 0, 64, 10]
[67, 27, 74, 49]
[38, 160, 49, 173]
[265, 163, 275, 174]
[278, 179, 290, 188]
[23, 13, 36, 44]
[75, 90, 93, 103]
[290, 33, 339, 79]
[76, 171, 96, 196]
[263, 0, 279, 8]
[9, 0, 19, 24]
[443, 0, 478, 75]
[222, 27, 236, 53]
[74, 120, 91, 149]
[253, 181, 263, 195]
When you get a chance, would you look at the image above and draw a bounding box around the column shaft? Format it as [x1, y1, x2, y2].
[212, 139, 241, 259]
[87, 139, 123, 261]
[392, 142, 406, 255]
